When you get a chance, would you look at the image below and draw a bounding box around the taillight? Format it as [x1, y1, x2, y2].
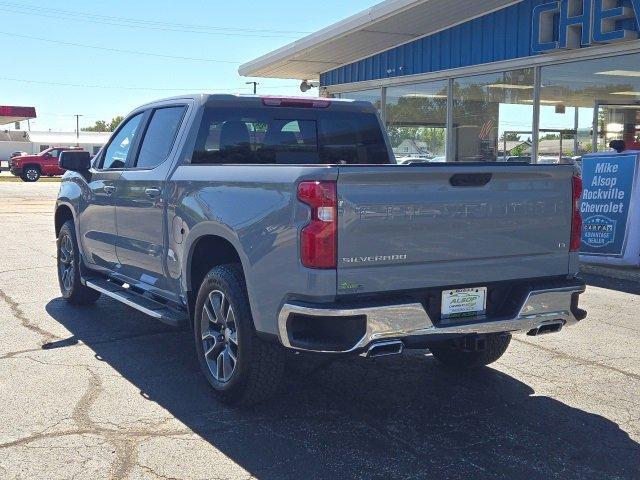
[297, 181, 337, 269]
[261, 97, 331, 108]
[570, 175, 583, 252]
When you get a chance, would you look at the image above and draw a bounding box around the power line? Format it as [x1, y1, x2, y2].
[0, 76, 299, 92]
[2, 1, 311, 34]
[0, 1, 311, 34]
[0, 3, 309, 38]
[0, 31, 241, 64]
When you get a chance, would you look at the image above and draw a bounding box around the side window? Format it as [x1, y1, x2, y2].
[101, 113, 143, 170]
[135, 106, 187, 169]
[49, 149, 60, 158]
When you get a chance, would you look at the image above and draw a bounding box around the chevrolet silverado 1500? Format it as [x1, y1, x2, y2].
[55, 94, 587, 405]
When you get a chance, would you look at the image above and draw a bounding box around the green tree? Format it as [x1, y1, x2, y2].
[82, 116, 124, 132]
[510, 143, 527, 156]
[500, 132, 521, 141]
[540, 133, 561, 140]
[108, 116, 124, 131]
[418, 128, 446, 154]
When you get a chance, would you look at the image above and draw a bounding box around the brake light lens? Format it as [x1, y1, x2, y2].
[261, 97, 331, 108]
[570, 175, 583, 252]
[298, 181, 337, 269]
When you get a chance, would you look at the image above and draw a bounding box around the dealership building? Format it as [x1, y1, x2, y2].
[241, 0, 640, 163]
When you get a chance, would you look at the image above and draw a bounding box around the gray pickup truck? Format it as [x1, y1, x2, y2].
[55, 94, 587, 405]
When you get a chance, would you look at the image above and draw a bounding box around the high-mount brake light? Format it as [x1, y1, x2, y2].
[570, 175, 583, 252]
[297, 181, 337, 269]
[261, 97, 331, 108]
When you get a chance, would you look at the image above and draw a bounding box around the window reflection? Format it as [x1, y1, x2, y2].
[540, 54, 640, 162]
[452, 69, 534, 163]
[386, 81, 448, 164]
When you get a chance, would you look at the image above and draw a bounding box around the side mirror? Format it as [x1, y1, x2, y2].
[59, 150, 91, 172]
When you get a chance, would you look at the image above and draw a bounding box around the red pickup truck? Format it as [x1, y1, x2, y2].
[10, 147, 85, 182]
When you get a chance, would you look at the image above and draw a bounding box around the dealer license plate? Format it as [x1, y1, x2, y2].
[441, 287, 487, 320]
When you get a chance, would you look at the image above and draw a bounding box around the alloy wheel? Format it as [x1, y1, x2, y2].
[58, 234, 75, 293]
[201, 290, 239, 383]
[26, 169, 38, 181]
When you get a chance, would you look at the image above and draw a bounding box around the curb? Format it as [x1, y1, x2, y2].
[580, 264, 640, 283]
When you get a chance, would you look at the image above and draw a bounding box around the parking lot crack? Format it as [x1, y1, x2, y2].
[513, 337, 640, 381]
[0, 287, 60, 344]
[0, 346, 47, 360]
[0, 265, 55, 275]
[137, 463, 182, 480]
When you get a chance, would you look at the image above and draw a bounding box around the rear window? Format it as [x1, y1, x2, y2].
[191, 107, 391, 165]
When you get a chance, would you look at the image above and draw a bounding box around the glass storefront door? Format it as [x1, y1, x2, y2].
[596, 104, 640, 151]
[539, 53, 640, 162]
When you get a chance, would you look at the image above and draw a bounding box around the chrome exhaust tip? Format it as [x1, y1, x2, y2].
[364, 340, 404, 358]
[527, 320, 565, 337]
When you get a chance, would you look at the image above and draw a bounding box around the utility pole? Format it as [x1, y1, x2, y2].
[74, 114, 83, 146]
[245, 81, 259, 94]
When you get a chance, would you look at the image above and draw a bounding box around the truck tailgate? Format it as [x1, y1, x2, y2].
[336, 165, 574, 294]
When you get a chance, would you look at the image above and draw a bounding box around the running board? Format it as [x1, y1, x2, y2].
[84, 278, 188, 327]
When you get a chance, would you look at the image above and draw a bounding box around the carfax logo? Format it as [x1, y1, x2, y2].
[583, 215, 616, 248]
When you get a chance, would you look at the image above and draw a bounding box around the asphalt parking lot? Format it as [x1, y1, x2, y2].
[0, 181, 639, 480]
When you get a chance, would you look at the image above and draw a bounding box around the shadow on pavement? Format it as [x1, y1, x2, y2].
[45, 297, 640, 480]
[583, 273, 640, 295]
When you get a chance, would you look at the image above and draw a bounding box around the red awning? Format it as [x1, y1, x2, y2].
[0, 106, 37, 126]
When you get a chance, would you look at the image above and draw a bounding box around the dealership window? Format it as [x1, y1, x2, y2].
[452, 68, 535, 162]
[538, 53, 640, 163]
[385, 80, 448, 163]
[337, 89, 383, 115]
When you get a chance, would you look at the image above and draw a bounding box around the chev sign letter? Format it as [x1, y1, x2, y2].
[532, 0, 640, 54]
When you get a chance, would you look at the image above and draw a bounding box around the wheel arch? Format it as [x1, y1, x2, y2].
[186, 233, 245, 295]
[55, 203, 75, 238]
[22, 163, 41, 172]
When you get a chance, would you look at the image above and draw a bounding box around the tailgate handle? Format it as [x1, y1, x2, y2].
[449, 173, 492, 187]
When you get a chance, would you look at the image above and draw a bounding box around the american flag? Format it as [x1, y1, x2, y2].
[478, 120, 495, 140]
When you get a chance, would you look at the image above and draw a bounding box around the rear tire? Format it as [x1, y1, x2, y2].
[194, 264, 285, 406]
[21, 166, 41, 182]
[57, 220, 101, 306]
[429, 334, 511, 370]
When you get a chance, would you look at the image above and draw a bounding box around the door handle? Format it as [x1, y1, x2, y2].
[104, 185, 116, 196]
[145, 187, 161, 198]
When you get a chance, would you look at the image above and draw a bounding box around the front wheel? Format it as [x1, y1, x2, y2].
[21, 166, 40, 182]
[194, 264, 285, 406]
[429, 334, 511, 370]
[57, 220, 101, 306]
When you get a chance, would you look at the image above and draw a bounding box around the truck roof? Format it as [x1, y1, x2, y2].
[134, 94, 376, 112]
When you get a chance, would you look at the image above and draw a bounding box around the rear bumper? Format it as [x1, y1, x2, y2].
[277, 281, 586, 353]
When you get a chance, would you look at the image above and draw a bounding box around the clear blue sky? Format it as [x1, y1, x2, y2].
[2, 0, 375, 131]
